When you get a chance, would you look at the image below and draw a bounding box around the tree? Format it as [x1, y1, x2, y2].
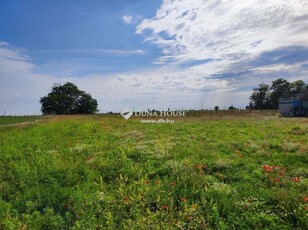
[228, 105, 236, 110]
[270, 78, 291, 109]
[290, 80, 306, 95]
[214, 106, 219, 114]
[40, 82, 98, 115]
[249, 83, 271, 109]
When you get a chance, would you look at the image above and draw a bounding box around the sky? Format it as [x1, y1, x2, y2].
[0, 0, 307, 114]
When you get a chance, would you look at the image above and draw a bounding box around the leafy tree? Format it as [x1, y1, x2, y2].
[290, 80, 306, 95]
[40, 82, 98, 115]
[249, 83, 271, 109]
[270, 78, 291, 109]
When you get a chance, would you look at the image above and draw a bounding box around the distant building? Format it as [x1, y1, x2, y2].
[279, 90, 308, 117]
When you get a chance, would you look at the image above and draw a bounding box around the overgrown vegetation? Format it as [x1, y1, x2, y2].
[0, 115, 307, 229]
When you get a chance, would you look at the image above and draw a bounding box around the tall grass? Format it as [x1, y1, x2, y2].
[0, 115, 307, 229]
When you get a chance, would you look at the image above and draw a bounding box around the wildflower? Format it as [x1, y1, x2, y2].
[202, 165, 208, 169]
[196, 165, 201, 169]
[262, 165, 267, 170]
[171, 181, 176, 186]
[181, 197, 187, 203]
[262, 164, 273, 172]
[155, 180, 160, 185]
[292, 177, 301, 182]
[304, 197, 308, 202]
[279, 171, 284, 176]
[162, 204, 168, 210]
[273, 178, 279, 183]
[145, 180, 150, 185]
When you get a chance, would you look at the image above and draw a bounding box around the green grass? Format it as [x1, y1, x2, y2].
[0, 115, 307, 229]
[0, 116, 42, 126]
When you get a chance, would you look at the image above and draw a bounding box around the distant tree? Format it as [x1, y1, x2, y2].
[270, 78, 291, 109]
[40, 82, 98, 115]
[214, 106, 219, 113]
[228, 105, 236, 110]
[290, 80, 306, 95]
[249, 83, 271, 109]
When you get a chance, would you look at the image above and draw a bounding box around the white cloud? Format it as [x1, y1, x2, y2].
[0, 42, 34, 73]
[122, 15, 133, 24]
[61, 69, 233, 112]
[0, 41, 233, 114]
[136, 0, 308, 65]
[1, 32, 307, 114]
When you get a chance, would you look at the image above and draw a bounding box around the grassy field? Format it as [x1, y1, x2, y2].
[0, 114, 307, 229]
[0, 116, 42, 126]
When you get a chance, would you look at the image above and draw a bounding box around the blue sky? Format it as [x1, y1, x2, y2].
[0, 0, 307, 114]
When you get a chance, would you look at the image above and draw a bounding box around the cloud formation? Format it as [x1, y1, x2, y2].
[1, 1, 307, 114]
[0, 42, 233, 114]
[0, 43, 55, 114]
[122, 15, 133, 24]
[136, 0, 308, 66]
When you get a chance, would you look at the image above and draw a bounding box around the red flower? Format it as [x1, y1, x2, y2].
[262, 165, 273, 172]
[292, 177, 301, 182]
[171, 182, 176, 186]
[155, 180, 160, 185]
[162, 204, 168, 210]
[266, 166, 272, 172]
[304, 197, 308, 202]
[279, 171, 284, 176]
[273, 178, 279, 182]
[262, 165, 267, 170]
[181, 197, 187, 203]
[202, 165, 208, 169]
[145, 180, 150, 185]
[196, 165, 201, 169]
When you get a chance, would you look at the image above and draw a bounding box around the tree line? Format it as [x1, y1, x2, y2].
[249, 79, 307, 110]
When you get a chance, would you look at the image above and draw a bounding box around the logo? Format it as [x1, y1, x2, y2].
[120, 108, 133, 120]
[120, 108, 186, 123]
